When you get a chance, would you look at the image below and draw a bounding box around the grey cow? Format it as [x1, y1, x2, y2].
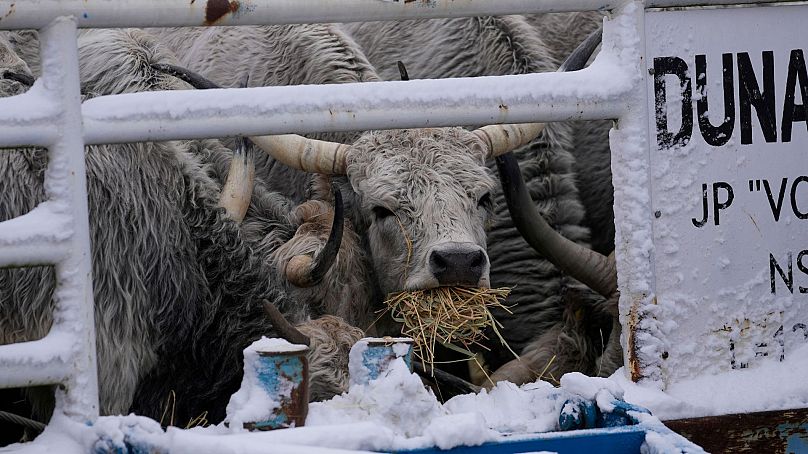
[342, 13, 620, 382]
[155, 20, 616, 386]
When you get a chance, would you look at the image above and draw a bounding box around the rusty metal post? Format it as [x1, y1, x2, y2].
[244, 345, 309, 431]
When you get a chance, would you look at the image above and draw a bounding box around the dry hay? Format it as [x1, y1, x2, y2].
[383, 286, 516, 375]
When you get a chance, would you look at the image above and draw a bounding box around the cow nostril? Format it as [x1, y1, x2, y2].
[470, 251, 484, 268]
[430, 251, 448, 271]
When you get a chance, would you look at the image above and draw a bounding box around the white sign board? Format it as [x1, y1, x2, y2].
[644, 3, 808, 384]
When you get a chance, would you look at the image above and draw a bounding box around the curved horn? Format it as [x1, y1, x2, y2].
[151, 63, 218, 89]
[413, 362, 481, 396]
[496, 153, 617, 299]
[474, 27, 603, 159]
[153, 64, 256, 221]
[285, 185, 345, 288]
[151, 63, 349, 175]
[262, 300, 311, 346]
[218, 136, 255, 223]
[2, 70, 34, 86]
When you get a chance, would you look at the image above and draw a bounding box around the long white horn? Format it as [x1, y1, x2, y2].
[248, 135, 350, 175]
[474, 123, 546, 159]
[219, 137, 255, 223]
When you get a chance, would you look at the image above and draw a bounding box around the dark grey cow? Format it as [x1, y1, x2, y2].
[0, 29, 361, 430]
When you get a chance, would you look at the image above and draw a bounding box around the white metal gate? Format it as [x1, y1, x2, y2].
[0, 0, 799, 425]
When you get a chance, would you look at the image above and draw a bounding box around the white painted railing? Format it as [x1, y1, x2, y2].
[0, 0, 794, 426]
[0, 18, 98, 421]
[0, 0, 639, 425]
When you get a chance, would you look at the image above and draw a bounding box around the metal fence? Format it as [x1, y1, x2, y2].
[0, 0, 680, 423]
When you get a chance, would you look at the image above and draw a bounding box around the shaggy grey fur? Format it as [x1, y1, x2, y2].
[0, 29, 362, 426]
[343, 14, 617, 379]
[153, 24, 379, 204]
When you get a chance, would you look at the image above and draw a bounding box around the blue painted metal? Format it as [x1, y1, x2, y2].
[247, 349, 309, 430]
[360, 339, 413, 383]
[395, 426, 647, 454]
[781, 422, 808, 453]
[559, 397, 651, 430]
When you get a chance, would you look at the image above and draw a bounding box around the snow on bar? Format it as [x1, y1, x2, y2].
[83, 60, 631, 144]
[0, 0, 617, 30]
[0, 17, 99, 422]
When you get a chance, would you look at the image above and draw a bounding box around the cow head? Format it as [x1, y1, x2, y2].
[246, 121, 544, 297]
[344, 128, 494, 294]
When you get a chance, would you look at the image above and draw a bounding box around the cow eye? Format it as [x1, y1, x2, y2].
[372, 205, 395, 220]
[477, 192, 492, 210]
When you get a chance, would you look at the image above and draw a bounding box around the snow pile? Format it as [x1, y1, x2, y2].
[560, 372, 624, 413]
[225, 337, 306, 431]
[444, 380, 561, 434]
[308, 357, 445, 439]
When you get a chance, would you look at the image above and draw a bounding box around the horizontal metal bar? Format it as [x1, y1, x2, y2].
[0, 203, 72, 266]
[0, 335, 72, 388]
[647, 0, 804, 7]
[0, 243, 69, 267]
[0, 86, 61, 147]
[0, 0, 616, 29]
[83, 65, 629, 144]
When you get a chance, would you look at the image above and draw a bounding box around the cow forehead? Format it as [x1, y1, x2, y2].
[346, 128, 494, 203]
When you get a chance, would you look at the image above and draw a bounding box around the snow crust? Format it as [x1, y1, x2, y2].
[2, 365, 709, 454]
[614, 340, 808, 420]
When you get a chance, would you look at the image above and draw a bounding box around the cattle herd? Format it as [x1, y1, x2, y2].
[0, 11, 620, 437]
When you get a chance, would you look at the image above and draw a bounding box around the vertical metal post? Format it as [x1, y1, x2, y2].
[39, 16, 99, 421]
[607, 1, 661, 386]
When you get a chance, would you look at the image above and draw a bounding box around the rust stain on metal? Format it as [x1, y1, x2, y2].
[626, 298, 642, 382]
[204, 0, 240, 25]
[666, 408, 808, 453]
[286, 355, 309, 427]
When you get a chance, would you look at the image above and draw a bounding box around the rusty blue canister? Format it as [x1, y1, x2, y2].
[244, 344, 309, 430]
[349, 337, 413, 386]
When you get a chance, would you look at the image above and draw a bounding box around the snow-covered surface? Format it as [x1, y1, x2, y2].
[225, 337, 305, 430]
[3, 358, 708, 454]
[614, 340, 808, 420]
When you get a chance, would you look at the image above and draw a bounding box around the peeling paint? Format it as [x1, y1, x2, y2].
[204, 0, 240, 25]
[627, 299, 642, 382]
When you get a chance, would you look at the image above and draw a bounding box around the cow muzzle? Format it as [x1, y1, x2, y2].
[427, 242, 489, 287]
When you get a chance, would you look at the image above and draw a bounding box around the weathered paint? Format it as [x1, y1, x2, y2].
[203, 0, 239, 25]
[665, 408, 808, 453]
[626, 301, 643, 382]
[560, 398, 651, 431]
[244, 349, 309, 430]
[360, 338, 413, 384]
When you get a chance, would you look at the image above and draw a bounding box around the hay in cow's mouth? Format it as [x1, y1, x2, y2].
[383, 286, 515, 375]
